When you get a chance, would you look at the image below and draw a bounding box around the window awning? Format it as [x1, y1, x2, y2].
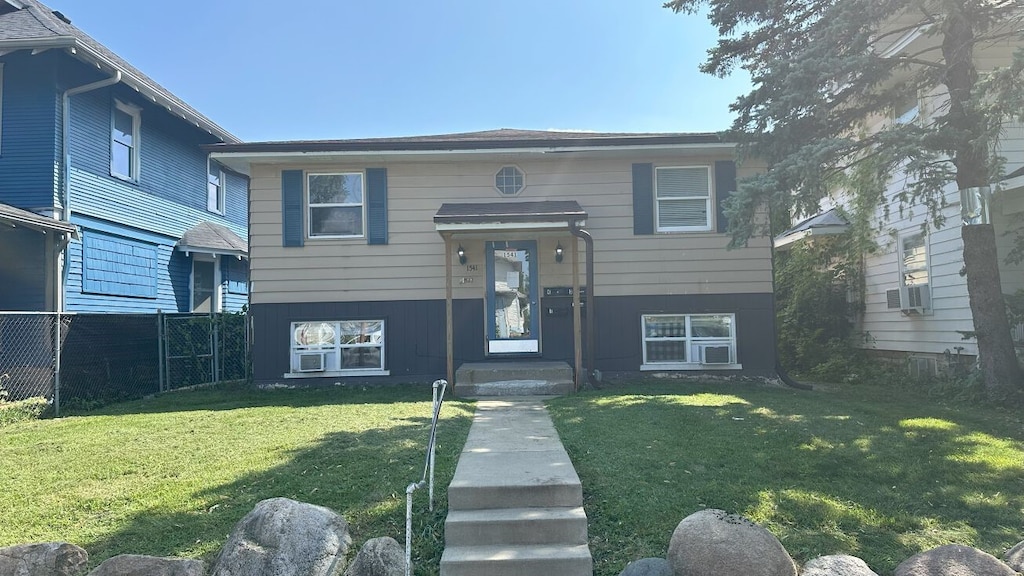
[0, 202, 79, 238]
[773, 208, 849, 250]
[434, 200, 587, 232]
[176, 221, 248, 258]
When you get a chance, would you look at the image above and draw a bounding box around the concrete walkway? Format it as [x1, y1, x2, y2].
[440, 397, 593, 576]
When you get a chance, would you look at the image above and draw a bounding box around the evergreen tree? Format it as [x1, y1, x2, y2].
[666, 0, 1024, 400]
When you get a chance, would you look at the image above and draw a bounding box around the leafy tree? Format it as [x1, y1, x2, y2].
[666, 0, 1024, 400]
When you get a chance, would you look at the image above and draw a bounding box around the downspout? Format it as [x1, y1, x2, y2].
[569, 222, 599, 388]
[59, 70, 121, 312]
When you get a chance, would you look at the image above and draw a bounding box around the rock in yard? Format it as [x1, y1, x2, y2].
[618, 557, 674, 576]
[87, 554, 204, 576]
[801, 555, 879, 576]
[894, 544, 1016, 576]
[211, 497, 352, 576]
[667, 509, 796, 576]
[0, 542, 88, 576]
[1004, 540, 1024, 572]
[343, 537, 404, 576]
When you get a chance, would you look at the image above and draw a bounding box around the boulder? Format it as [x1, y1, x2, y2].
[894, 544, 1016, 576]
[343, 537, 404, 576]
[801, 555, 879, 576]
[0, 542, 88, 576]
[1004, 540, 1024, 572]
[87, 554, 204, 576]
[210, 497, 352, 576]
[667, 509, 796, 576]
[618, 557, 674, 576]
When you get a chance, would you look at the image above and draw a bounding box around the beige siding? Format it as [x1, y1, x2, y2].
[248, 157, 772, 304]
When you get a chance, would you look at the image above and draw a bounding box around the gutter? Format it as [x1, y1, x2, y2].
[569, 222, 599, 389]
[58, 70, 121, 312]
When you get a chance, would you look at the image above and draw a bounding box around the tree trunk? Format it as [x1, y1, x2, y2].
[942, 5, 1022, 401]
[962, 224, 1022, 400]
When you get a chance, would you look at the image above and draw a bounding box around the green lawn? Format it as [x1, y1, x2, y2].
[0, 384, 474, 575]
[546, 382, 1024, 576]
[4, 381, 1022, 576]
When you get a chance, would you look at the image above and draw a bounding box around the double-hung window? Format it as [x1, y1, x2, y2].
[207, 160, 225, 214]
[655, 166, 712, 231]
[899, 233, 931, 310]
[308, 172, 364, 238]
[111, 100, 141, 181]
[641, 313, 739, 369]
[289, 320, 387, 376]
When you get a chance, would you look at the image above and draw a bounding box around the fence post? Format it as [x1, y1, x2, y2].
[53, 313, 62, 417]
[212, 312, 220, 384]
[157, 310, 165, 392]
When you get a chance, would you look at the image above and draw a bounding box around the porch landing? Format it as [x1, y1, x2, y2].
[453, 361, 575, 397]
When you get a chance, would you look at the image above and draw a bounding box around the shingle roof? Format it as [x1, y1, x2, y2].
[0, 0, 237, 143]
[207, 128, 729, 154]
[434, 200, 588, 224]
[0, 201, 79, 237]
[177, 221, 248, 258]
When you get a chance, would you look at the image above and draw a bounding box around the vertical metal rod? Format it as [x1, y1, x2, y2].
[212, 313, 220, 384]
[53, 313, 61, 417]
[157, 310, 165, 392]
[405, 484, 415, 576]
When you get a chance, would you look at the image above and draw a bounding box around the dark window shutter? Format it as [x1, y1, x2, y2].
[632, 163, 654, 235]
[366, 167, 388, 245]
[714, 160, 737, 234]
[281, 169, 304, 247]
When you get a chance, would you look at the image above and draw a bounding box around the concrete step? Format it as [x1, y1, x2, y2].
[448, 449, 583, 510]
[445, 506, 588, 546]
[439, 544, 593, 576]
[456, 361, 573, 385]
[454, 379, 573, 398]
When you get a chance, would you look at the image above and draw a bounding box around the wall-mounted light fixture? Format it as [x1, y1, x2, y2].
[555, 242, 564, 263]
[457, 245, 467, 265]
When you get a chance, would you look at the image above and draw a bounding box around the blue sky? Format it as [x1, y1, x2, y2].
[44, 0, 749, 142]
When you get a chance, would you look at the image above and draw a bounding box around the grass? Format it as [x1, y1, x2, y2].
[546, 381, 1024, 576]
[0, 383, 474, 575]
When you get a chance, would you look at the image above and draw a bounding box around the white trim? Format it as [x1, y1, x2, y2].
[207, 159, 225, 214]
[284, 369, 391, 379]
[655, 165, 713, 232]
[897, 232, 932, 314]
[111, 99, 141, 182]
[307, 171, 366, 239]
[436, 221, 582, 232]
[641, 363, 743, 371]
[494, 165, 526, 196]
[488, 339, 539, 354]
[876, 25, 926, 59]
[773, 225, 850, 249]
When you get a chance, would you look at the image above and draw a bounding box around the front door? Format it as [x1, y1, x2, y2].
[192, 259, 216, 314]
[486, 240, 539, 354]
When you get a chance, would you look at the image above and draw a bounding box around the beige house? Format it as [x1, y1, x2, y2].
[209, 129, 776, 386]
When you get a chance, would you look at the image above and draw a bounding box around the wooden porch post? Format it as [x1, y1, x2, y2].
[444, 233, 454, 387]
[571, 235, 582, 392]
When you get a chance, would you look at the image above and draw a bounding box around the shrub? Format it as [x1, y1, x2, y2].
[0, 397, 52, 426]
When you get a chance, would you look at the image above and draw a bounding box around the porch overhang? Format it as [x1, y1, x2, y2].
[0, 202, 79, 239]
[433, 200, 588, 233]
[773, 207, 849, 250]
[175, 221, 248, 259]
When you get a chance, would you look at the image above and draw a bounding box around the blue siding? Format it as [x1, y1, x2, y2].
[65, 215, 190, 313]
[224, 169, 247, 229]
[81, 231, 159, 298]
[0, 227, 48, 310]
[220, 256, 248, 312]
[0, 52, 60, 211]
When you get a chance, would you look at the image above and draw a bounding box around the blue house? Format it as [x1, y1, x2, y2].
[0, 0, 248, 313]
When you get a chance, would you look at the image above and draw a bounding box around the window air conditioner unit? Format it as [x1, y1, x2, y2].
[898, 284, 931, 313]
[297, 352, 326, 372]
[700, 344, 732, 365]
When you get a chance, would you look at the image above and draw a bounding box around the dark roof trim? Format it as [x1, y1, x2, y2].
[205, 132, 728, 154]
[0, 202, 79, 238]
[434, 201, 587, 225]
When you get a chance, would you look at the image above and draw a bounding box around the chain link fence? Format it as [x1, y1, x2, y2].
[0, 312, 249, 415]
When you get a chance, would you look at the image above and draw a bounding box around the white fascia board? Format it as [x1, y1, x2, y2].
[66, 42, 240, 144]
[997, 174, 1024, 193]
[210, 142, 737, 163]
